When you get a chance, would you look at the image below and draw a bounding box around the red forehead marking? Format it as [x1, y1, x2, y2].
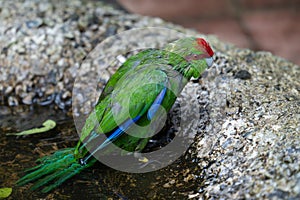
[196, 38, 214, 57]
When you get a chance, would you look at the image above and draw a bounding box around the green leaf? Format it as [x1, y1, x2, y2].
[7, 119, 56, 136]
[0, 187, 12, 199]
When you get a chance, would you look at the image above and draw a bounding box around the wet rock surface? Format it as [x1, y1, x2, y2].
[0, 0, 299, 199]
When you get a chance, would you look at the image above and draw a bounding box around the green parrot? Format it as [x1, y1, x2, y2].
[17, 37, 214, 192]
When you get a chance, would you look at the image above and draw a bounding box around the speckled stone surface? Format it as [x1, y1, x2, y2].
[192, 49, 300, 199]
[0, 0, 299, 199]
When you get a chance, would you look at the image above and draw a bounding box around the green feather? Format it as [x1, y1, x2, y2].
[17, 148, 97, 191]
[16, 37, 213, 192]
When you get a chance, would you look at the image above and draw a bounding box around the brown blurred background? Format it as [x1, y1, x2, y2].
[107, 0, 300, 65]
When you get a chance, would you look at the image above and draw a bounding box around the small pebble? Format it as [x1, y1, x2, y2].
[8, 96, 19, 106]
[25, 18, 43, 28]
[234, 70, 252, 80]
[4, 86, 13, 95]
[22, 93, 35, 105]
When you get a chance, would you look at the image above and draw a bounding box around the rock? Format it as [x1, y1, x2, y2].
[0, 0, 299, 199]
[105, 24, 118, 37]
[63, 32, 75, 40]
[4, 86, 13, 95]
[234, 69, 252, 80]
[62, 90, 71, 99]
[8, 96, 18, 106]
[192, 49, 300, 199]
[25, 18, 43, 28]
[22, 93, 35, 105]
[32, 34, 46, 45]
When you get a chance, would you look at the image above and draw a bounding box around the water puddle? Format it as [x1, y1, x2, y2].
[0, 105, 201, 199]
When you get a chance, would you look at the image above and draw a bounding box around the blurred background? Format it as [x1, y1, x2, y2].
[106, 0, 300, 65]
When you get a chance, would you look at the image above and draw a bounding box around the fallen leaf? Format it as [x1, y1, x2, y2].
[0, 187, 12, 198]
[7, 119, 56, 136]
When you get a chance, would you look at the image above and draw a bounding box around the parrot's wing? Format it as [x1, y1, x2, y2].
[97, 63, 170, 134]
[98, 49, 156, 101]
[86, 87, 168, 157]
[78, 49, 170, 144]
[81, 64, 173, 161]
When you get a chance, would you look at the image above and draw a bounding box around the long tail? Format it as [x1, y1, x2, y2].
[17, 148, 96, 193]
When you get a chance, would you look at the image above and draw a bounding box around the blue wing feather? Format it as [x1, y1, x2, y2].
[147, 87, 167, 120]
[82, 87, 167, 164]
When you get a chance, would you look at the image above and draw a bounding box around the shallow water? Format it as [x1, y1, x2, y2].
[0, 105, 202, 199]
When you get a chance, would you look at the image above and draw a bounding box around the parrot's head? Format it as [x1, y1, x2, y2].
[164, 37, 214, 79]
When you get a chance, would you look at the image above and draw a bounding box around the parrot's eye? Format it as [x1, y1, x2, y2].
[193, 54, 199, 59]
[205, 57, 213, 67]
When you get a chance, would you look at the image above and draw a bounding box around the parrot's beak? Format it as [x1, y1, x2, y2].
[205, 57, 214, 68]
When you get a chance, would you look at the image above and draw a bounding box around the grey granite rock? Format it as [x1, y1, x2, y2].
[191, 49, 300, 199]
[0, 0, 299, 199]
